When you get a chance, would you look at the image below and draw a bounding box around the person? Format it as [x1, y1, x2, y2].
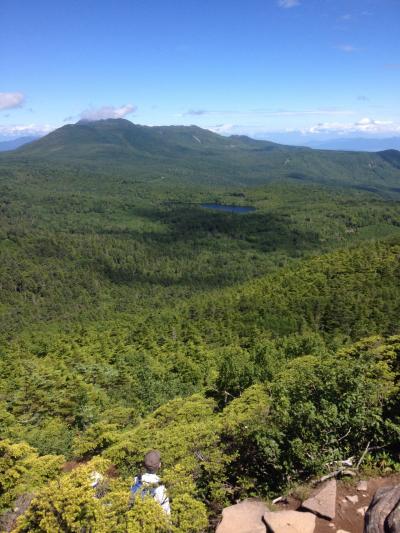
[130, 450, 170, 515]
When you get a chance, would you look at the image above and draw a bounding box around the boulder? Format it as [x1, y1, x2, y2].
[216, 499, 267, 533]
[364, 485, 400, 533]
[301, 479, 336, 520]
[263, 510, 316, 533]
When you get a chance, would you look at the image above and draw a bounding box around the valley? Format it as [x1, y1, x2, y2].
[1, 121, 400, 532]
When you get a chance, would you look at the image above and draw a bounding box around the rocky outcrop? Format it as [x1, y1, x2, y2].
[364, 484, 400, 533]
[301, 479, 337, 521]
[216, 499, 267, 533]
[263, 510, 316, 533]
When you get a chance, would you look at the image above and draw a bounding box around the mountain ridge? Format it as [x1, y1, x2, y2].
[3, 118, 400, 190]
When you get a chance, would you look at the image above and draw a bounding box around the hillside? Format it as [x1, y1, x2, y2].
[3, 118, 400, 190]
[1, 124, 400, 531]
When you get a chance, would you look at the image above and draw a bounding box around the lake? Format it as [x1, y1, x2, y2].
[201, 203, 256, 214]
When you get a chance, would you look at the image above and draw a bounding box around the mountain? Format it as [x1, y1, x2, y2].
[4, 118, 400, 190]
[13, 118, 286, 159]
[306, 136, 400, 152]
[0, 136, 39, 152]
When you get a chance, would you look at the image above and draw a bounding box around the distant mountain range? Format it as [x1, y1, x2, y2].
[3, 119, 400, 191]
[306, 137, 400, 152]
[0, 136, 39, 152]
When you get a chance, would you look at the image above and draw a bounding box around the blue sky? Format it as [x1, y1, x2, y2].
[1, 0, 399, 141]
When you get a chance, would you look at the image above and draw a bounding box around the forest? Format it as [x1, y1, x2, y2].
[1, 124, 400, 532]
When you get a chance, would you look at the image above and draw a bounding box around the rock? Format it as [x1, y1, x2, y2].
[341, 469, 356, 477]
[356, 480, 368, 492]
[364, 485, 400, 533]
[263, 510, 316, 533]
[345, 494, 358, 504]
[357, 506, 368, 516]
[216, 499, 267, 533]
[301, 479, 337, 520]
[336, 530, 351, 533]
[0, 493, 34, 532]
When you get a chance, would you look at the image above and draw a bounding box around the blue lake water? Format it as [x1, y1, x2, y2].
[201, 203, 256, 214]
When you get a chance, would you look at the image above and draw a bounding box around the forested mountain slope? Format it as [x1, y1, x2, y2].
[2, 118, 400, 189]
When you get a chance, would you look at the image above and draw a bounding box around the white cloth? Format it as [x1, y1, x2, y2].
[133, 472, 171, 515]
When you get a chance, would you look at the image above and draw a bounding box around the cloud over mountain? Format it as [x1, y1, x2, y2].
[305, 117, 400, 135]
[79, 104, 137, 121]
[0, 123, 54, 137]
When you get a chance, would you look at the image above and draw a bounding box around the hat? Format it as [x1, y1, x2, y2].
[144, 450, 161, 472]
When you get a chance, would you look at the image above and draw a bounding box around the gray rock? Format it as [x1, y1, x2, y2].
[301, 479, 336, 520]
[364, 485, 400, 533]
[216, 499, 267, 533]
[263, 510, 316, 533]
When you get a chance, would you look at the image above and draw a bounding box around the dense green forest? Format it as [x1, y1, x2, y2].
[1, 123, 400, 531]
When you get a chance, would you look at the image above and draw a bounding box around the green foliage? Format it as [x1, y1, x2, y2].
[0, 440, 63, 513]
[14, 461, 110, 533]
[105, 395, 231, 505]
[170, 494, 208, 533]
[71, 421, 120, 458]
[221, 337, 400, 495]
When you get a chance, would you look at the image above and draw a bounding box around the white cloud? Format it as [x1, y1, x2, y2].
[210, 124, 237, 135]
[79, 104, 137, 121]
[209, 117, 400, 139]
[0, 92, 25, 110]
[304, 117, 400, 135]
[0, 123, 54, 137]
[278, 0, 300, 8]
[336, 44, 357, 53]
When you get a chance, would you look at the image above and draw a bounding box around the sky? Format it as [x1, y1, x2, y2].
[1, 0, 400, 142]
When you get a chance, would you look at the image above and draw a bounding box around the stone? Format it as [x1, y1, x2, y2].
[364, 485, 400, 533]
[345, 494, 358, 504]
[301, 479, 337, 521]
[356, 480, 368, 492]
[263, 510, 316, 533]
[336, 530, 351, 533]
[357, 506, 368, 516]
[216, 499, 267, 533]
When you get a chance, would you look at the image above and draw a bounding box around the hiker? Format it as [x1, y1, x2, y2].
[130, 450, 170, 515]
